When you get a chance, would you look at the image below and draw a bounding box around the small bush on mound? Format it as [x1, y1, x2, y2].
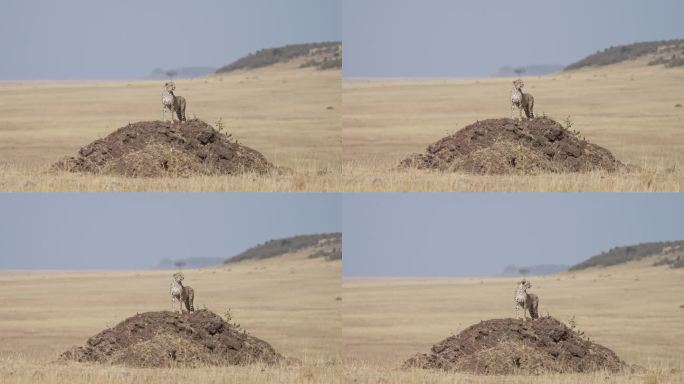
[400, 117, 623, 175]
[59, 310, 283, 368]
[52, 119, 274, 177]
[403, 317, 627, 375]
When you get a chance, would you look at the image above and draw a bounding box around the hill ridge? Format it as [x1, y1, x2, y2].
[216, 42, 341, 73]
[570, 240, 684, 271]
[225, 232, 341, 263]
[565, 39, 684, 70]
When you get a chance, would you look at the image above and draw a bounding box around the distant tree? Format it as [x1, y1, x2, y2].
[174, 260, 186, 269]
[518, 267, 530, 276]
[513, 67, 526, 76]
[165, 70, 178, 80]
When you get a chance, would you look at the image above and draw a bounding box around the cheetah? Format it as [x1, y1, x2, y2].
[170, 272, 194, 313]
[161, 82, 187, 122]
[514, 279, 539, 321]
[510, 79, 534, 120]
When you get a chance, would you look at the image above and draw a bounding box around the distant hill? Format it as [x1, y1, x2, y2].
[225, 233, 341, 263]
[216, 42, 341, 74]
[565, 39, 684, 71]
[495, 64, 564, 77]
[569, 241, 684, 271]
[158, 257, 225, 269]
[144, 67, 216, 80]
[499, 264, 568, 277]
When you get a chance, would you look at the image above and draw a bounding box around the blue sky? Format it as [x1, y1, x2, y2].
[0, 193, 341, 269]
[343, 0, 684, 77]
[0, 0, 341, 80]
[343, 193, 684, 277]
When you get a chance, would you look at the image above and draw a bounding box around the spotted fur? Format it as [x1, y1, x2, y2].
[162, 82, 187, 122]
[511, 79, 534, 120]
[170, 272, 194, 313]
[514, 279, 539, 321]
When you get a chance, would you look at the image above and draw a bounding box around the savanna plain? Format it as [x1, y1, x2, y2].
[0, 63, 341, 192]
[0, 252, 341, 383]
[343, 62, 684, 191]
[343, 262, 684, 383]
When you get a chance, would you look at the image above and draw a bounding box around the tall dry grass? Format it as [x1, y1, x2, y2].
[343, 361, 680, 384]
[341, 159, 683, 192]
[0, 161, 342, 192]
[0, 354, 342, 384]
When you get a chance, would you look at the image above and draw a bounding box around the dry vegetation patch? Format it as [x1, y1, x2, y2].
[403, 317, 627, 375]
[59, 310, 282, 368]
[52, 119, 274, 177]
[400, 117, 623, 175]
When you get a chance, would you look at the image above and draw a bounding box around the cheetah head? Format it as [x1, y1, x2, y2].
[513, 79, 524, 90]
[519, 279, 532, 289]
[164, 82, 176, 92]
[173, 272, 184, 282]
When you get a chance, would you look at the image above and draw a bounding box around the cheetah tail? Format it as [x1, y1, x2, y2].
[530, 305, 539, 319]
[186, 290, 195, 312]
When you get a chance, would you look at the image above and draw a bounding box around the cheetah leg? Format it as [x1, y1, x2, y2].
[511, 105, 515, 120]
[162, 107, 165, 121]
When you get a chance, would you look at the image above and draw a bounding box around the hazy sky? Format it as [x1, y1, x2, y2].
[343, 0, 684, 77]
[0, 193, 341, 269]
[343, 193, 684, 277]
[0, 0, 341, 80]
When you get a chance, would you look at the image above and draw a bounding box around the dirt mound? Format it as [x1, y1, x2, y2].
[59, 310, 282, 368]
[400, 117, 623, 174]
[403, 317, 627, 375]
[52, 119, 274, 177]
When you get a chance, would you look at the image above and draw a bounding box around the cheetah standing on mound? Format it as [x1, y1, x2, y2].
[161, 82, 187, 122]
[514, 279, 539, 321]
[170, 272, 195, 313]
[510, 79, 534, 120]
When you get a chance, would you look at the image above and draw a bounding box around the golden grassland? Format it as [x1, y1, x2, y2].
[342, 63, 684, 191]
[0, 64, 341, 192]
[342, 262, 684, 383]
[0, 252, 341, 383]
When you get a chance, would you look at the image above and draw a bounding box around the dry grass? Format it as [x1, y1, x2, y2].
[0, 356, 341, 384]
[0, 64, 341, 192]
[342, 160, 683, 192]
[0, 252, 341, 383]
[342, 263, 684, 383]
[343, 64, 684, 191]
[344, 362, 680, 384]
[0, 161, 341, 192]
